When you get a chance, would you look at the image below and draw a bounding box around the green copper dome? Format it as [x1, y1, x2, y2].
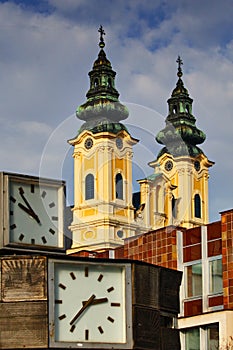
[76, 26, 129, 135]
[156, 57, 206, 158]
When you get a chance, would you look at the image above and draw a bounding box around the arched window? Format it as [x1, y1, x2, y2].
[116, 173, 123, 199]
[172, 195, 177, 219]
[85, 174, 94, 200]
[194, 194, 201, 218]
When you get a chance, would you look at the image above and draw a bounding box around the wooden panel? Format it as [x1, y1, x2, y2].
[160, 328, 181, 350]
[184, 298, 202, 317]
[133, 305, 160, 349]
[208, 294, 223, 307]
[159, 268, 182, 314]
[0, 301, 48, 348]
[132, 264, 160, 308]
[1, 256, 47, 301]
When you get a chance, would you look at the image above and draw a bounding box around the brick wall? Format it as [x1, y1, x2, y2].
[221, 209, 233, 309]
[122, 226, 181, 270]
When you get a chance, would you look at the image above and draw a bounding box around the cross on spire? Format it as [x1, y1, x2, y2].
[98, 25, 105, 48]
[176, 56, 183, 78]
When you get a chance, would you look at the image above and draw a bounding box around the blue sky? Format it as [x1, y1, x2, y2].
[0, 0, 232, 222]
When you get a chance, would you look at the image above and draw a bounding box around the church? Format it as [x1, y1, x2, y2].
[0, 27, 232, 350]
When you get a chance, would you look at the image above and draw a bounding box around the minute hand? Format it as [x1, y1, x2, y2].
[18, 187, 41, 224]
[70, 294, 96, 326]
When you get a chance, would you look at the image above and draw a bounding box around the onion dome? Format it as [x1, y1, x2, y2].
[156, 56, 206, 158]
[76, 26, 129, 135]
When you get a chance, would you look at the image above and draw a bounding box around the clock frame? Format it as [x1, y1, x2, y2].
[48, 259, 133, 349]
[0, 172, 65, 251]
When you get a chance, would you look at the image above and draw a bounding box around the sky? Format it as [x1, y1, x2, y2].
[0, 0, 232, 222]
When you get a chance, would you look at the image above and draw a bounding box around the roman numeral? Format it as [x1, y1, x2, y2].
[85, 329, 89, 340]
[31, 184, 34, 193]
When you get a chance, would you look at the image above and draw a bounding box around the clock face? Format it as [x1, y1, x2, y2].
[165, 160, 173, 171]
[49, 260, 132, 348]
[85, 138, 93, 150]
[6, 176, 64, 249]
[116, 137, 123, 150]
[194, 160, 201, 171]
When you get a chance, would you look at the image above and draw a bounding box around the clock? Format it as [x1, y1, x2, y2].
[49, 259, 132, 348]
[194, 160, 201, 171]
[164, 160, 173, 171]
[2, 173, 65, 250]
[116, 137, 123, 150]
[85, 138, 93, 150]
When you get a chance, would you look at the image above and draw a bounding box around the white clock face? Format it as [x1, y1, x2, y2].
[49, 261, 132, 348]
[8, 178, 64, 248]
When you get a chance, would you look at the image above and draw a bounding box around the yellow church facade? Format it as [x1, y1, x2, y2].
[68, 29, 213, 254]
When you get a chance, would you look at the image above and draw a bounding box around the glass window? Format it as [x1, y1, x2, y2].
[85, 174, 94, 200]
[186, 263, 202, 297]
[194, 194, 201, 218]
[184, 324, 219, 350]
[209, 259, 222, 294]
[116, 173, 123, 199]
[185, 327, 200, 350]
[207, 324, 219, 350]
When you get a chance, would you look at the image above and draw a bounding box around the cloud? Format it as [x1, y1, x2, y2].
[0, 0, 232, 221]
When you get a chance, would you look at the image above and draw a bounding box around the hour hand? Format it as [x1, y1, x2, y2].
[82, 297, 108, 306]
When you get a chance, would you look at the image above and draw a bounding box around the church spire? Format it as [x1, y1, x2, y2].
[76, 26, 129, 136]
[156, 57, 206, 158]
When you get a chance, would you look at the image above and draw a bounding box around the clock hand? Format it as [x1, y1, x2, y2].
[18, 187, 41, 224]
[82, 297, 108, 306]
[18, 203, 41, 224]
[70, 294, 96, 326]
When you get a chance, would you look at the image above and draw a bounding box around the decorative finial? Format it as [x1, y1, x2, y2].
[176, 56, 183, 78]
[98, 25, 105, 48]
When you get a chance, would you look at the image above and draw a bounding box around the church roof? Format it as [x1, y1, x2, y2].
[156, 56, 206, 158]
[76, 26, 129, 136]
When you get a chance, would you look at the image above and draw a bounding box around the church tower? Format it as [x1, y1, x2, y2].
[139, 57, 214, 229]
[68, 27, 143, 253]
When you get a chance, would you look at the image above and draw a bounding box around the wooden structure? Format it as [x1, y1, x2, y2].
[0, 254, 182, 349]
